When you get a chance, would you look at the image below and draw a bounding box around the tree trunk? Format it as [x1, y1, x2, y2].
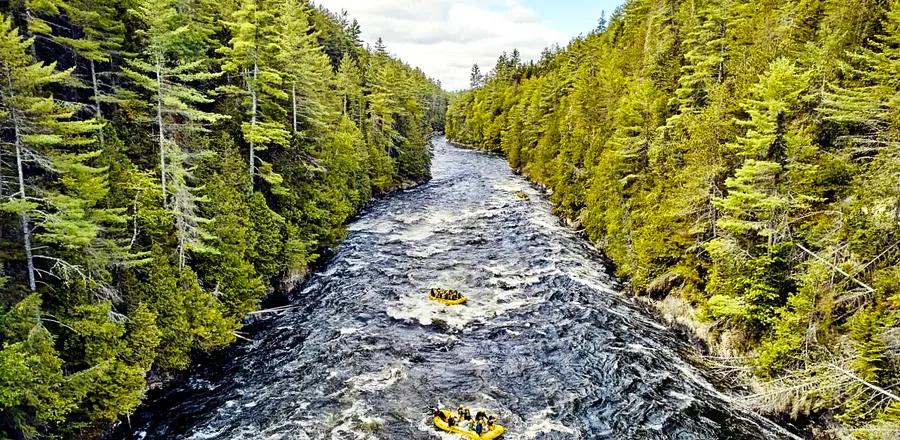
[156, 57, 167, 206]
[7, 72, 35, 290]
[91, 59, 105, 149]
[292, 82, 298, 133]
[178, 233, 185, 269]
[249, 63, 259, 186]
[13, 120, 36, 291]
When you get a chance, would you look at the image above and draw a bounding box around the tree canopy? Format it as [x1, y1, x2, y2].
[0, 1, 445, 437]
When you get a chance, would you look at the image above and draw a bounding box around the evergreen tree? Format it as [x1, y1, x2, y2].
[124, 0, 225, 268]
[596, 10, 607, 33]
[373, 37, 386, 55]
[470, 63, 482, 88]
[0, 295, 74, 437]
[0, 15, 111, 291]
[731, 58, 810, 161]
[277, 0, 333, 136]
[665, 0, 730, 129]
[821, 0, 900, 224]
[336, 54, 363, 123]
[347, 18, 362, 46]
[445, 0, 899, 431]
[219, 0, 289, 189]
[55, 0, 127, 148]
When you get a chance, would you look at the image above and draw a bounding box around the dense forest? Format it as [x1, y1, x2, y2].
[0, 0, 444, 437]
[447, 0, 899, 436]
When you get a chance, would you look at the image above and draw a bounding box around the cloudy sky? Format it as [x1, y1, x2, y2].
[315, 0, 626, 91]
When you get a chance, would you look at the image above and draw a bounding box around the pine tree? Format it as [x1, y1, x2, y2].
[124, 0, 225, 268]
[348, 18, 362, 46]
[0, 3, 443, 437]
[219, 0, 289, 189]
[731, 58, 810, 161]
[60, 301, 147, 422]
[366, 53, 398, 159]
[821, 0, 900, 223]
[704, 58, 812, 328]
[443, 0, 900, 430]
[510, 48, 521, 68]
[7, 0, 66, 44]
[336, 54, 363, 123]
[470, 63, 482, 88]
[373, 37, 386, 55]
[277, 0, 334, 137]
[194, 144, 268, 317]
[596, 10, 607, 33]
[665, 0, 730, 129]
[0, 295, 75, 437]
[122, 302, 160, 370]
[584, 77, 661, 272]
[55, 0, 127, 149]
[0, 15, 109, 291]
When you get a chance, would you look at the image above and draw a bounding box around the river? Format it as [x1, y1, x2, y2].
[121, 137, 792, 440]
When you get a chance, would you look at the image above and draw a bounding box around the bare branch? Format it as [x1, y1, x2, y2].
[829, 364, 900, 402]
[796, 244, 875, 293]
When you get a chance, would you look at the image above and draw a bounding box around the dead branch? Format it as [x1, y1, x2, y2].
[796, 244, 875, 293]
[829, 363, 900, 402]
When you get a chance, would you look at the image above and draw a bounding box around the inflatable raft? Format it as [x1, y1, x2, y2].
[428, 290, 467, 305]
[433, 410, 506, 439]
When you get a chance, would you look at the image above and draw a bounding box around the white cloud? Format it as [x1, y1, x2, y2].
[314, 0, 569, 90]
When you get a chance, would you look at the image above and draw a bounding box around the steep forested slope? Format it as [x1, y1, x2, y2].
[447, 0, 899, 435]
[0, 0, 444, 437]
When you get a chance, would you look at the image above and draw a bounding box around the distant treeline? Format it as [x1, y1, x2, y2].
[0, 0, 445, 437]
[447, 0, 899, 436]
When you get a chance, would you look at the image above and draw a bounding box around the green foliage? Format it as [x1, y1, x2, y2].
[0, 1, 444, 436]
[0, 296, 73, 436]
[446, 0, 900, 432]
[124, 0, 227, 268]
[0, 12, 115, 294]
[123, 303, 160, 370]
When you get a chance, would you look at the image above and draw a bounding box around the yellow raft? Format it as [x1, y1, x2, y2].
[428, 290, 467, 305]
[433, 410, 506, 439]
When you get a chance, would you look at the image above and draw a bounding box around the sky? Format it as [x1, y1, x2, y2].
[315, 0, 627, 91]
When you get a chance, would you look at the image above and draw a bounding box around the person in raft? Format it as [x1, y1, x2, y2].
[431, 289, 462, 301]
[487, 414, 498, 430]
[431, 407, 446, 423]
[443, 406, 498, 433]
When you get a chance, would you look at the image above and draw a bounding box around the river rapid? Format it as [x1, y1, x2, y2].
[121, 137, 793, 440]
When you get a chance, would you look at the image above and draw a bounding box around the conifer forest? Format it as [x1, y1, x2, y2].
[447, 0, 900, 436]
[0, 0, 444, 437]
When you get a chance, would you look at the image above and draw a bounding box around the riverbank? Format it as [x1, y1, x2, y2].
[640, 295, 838, 439]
